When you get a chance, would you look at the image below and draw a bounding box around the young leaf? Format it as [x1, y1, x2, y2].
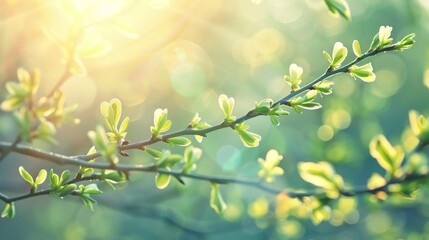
[151, 108, 172, 137]
[58, 170, 70, 186]
[369, 135, 404, 177]
[352, 40, 362, 57]
[348, 63, 376, 82]
[49, 169, 59, 190]
[189, 113, 211, 142]
[314, 81, 334, 95]
[155, 173, 171, 189]
[145, 148, 163, 159]
[378, 26, 393, 48]
[284, 64, 303, 91]
[394, 33, 416, 51]
[168, 137, 192, 147]
[19, 166, 34, 185]
[325, 42, 348, 69]
[182, 146, 202, 173]
[218, 94, 236, 122]
[210, 183, 227, 214]
[298, 161, 343, 197]
[234, 122, 261, 147]
[57, 184, 77, 197]
[1, 203, 15, 219]
[258, 149, 284, 183]
[34, 169, 47, 185]
[83, 184, 103, 195]
[409, 110, 429, 143]
[324, 0, 351, 20]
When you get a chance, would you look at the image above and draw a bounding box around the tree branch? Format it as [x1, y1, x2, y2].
[1, 139, 428, 204]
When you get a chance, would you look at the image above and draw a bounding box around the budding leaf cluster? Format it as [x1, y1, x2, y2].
[298, 161, 344, 199]
[258, 149, 284, 183]
[100, 98, 130, 144]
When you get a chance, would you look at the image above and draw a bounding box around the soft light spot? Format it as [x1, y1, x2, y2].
[269, 0, 302, 24]
[334, 76, 356, 98]
[317, 124, 334, 141]
[277, 220, 303, 237]
[366, 211, 391, 234]
[148, 0, 171, 9]
[324, 109, 351, 130]
[329, 210, 344, 226]
[237, 28, 287, 67]
[61, 75, 97, 111]
[216, 145, 242, 171]
[344, 210, 359, 224]
[170, 62, 206, 97]
[371, 69, 402, 98]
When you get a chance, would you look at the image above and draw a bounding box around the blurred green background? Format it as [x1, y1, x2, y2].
[1, 0, 429, 239]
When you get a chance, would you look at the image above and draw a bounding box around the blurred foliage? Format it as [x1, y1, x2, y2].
[0, 0, 429, 239]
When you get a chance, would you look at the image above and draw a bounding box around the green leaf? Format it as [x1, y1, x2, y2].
[348, 63, 376, 82]
[369, 135, 404, 177]
[394, 33, 416, 51]
[34, 169, 47, 185]
[151, 108, 172, 137]
[325, 42, 347, 69]
[168, 137, 191, 146]
[88, 126, 119, 164]
[119, 116, 130, 134]
[314, 81, 334, 95]
[58, 170, 70, 186]
[83, 184, 103, 195]
[1, 96, 24, 111]
[409, 110, 429, 143]
[234, 122, 261, 147]
[189, 115, 211, 143]
[145, 148, 163, 159]
[369, 32, 380, 51]
[19, 166, 34, 185]
[80, 194, 97, 211]
[284, 64, 303, 91]
[218, 94, 236, 122]
[155, 173, 171, 189]
[101, 170, 126, 182]
[378, 26, 393, 48]
[270, 116, 279, 126]
[352, 40, 362, 57]
[299, 102, 322, 110]
[298, 161, 343, 197]
[1, 203, 15, 219]
[183, 146, 202, 173]
[57, 184, 76, 197]
[49, 169, 59, 189]
[210, 183, 227, 214]
[254, 98, 273, 115]
[324, 0, 351, 20]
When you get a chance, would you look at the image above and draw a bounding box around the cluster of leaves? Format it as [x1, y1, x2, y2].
[239, 110, 429, 234]
[1, 68, 78, 144]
